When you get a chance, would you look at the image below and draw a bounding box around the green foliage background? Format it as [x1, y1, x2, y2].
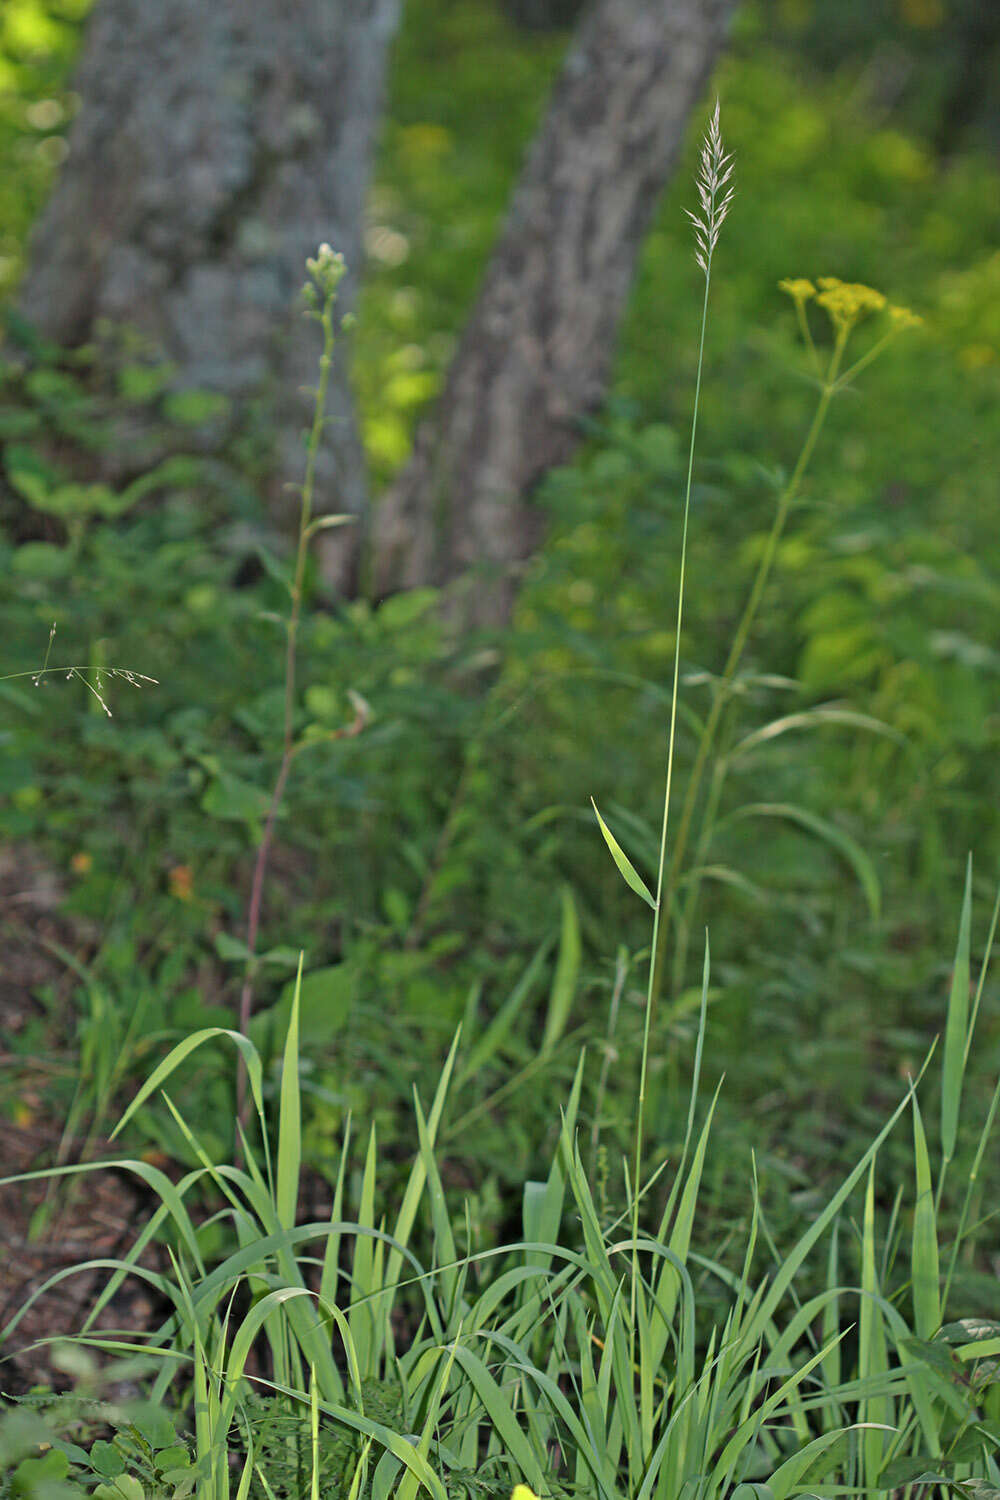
[1, 0, 999, 1255]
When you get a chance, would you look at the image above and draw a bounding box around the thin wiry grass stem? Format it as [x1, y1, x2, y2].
[672, 728, 731, 996]
[631, 263, 712, 1333]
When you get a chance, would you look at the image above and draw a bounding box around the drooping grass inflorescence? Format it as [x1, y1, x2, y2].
[0, 620, 157, 717]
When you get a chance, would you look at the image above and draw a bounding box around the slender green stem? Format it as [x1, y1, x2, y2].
[236, 287, 338, 1137]
[631, 264, 712, 1331]
[672, 734, 731, 996]
[832, 327, 900, 391]
[795, 301, 821, 378]
[648, 328, 848, 1011]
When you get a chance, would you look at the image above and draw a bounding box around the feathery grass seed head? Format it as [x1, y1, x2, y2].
[686, 99, 735, 274]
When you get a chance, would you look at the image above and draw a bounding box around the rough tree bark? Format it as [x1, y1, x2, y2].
[372, 0, 737, 623]
[17, 0, 399, 566]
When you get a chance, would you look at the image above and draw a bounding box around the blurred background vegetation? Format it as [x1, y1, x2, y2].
[1, 0, 998, 1274]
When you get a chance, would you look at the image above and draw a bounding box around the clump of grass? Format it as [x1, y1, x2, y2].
[2, 109, 999, 1500]
[3, 885, 998, 1497]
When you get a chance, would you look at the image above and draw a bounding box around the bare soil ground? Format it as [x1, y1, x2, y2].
[0, 844, 163, 1396]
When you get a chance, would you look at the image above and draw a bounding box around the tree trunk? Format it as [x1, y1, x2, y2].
[499, 0, 586, 30]
[17, 0, 399, 570]
[372, 0, 736, 624]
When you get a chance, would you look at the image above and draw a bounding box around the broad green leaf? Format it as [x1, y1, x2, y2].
[252, 962, 355, 1051]
[201, 771, 271, 830]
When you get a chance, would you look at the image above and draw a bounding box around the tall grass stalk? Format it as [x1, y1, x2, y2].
[235, 247, 360, 1135]
[628, 99, 733, 1327]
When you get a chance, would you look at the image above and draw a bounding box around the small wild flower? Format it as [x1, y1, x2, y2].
[780, 273, 923, 382]
[888, 301, 923, 329]
[168, 864, 195, 901]
[778, 276, 817, 306]
[302, 242, 347, 313]
[815, 275, 886, 332]
[686, 99, 735, 274]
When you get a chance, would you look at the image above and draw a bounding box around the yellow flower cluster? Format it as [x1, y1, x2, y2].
[887, 303, 924, 329]
[816, 277, 886, 329]
[779, 276, 922, 334]
[778, 277, 816, 305]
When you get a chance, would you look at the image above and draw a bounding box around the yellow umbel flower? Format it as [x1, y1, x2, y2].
[778, 277, 816, 304]
[815, 277, 887, 331]
[511, 1487, 541, 1500]
[887, 302, 923, 329]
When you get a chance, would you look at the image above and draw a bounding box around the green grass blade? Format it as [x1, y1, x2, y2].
[911, 1094, 940, 1339]
[447, 1340, 546, 1489]
[731, 703, 903, 760]
[706, 1329, 849, 1496]
[350, 1124, 379, 1375]
[744, 1068, 921, 1347]
[510, 1358, 621, 1500]
[319, 1114, 352, 1327]
[531, 1049, 586, 1263]
[413, 1088, 458, 1313]
[110, 1028, 265, 1140]
[310, 1365, 321, 1500]
[591, 798, 656, 908]
[860, 1160, 890, 1491]
[541, 885, 581, 1054]
[650, 1076, 722, 1355]
[820, 1217, 842, 1406]
[941, 856, 973, 1172]
[396, 1334, 459, 1500]
[276, 955, 303, 1230]
[383, 1028, 462, 1325]
[944, 1069, 1000, 1305]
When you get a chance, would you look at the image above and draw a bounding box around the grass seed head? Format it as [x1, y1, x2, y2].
[686, 99, 735, 274]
